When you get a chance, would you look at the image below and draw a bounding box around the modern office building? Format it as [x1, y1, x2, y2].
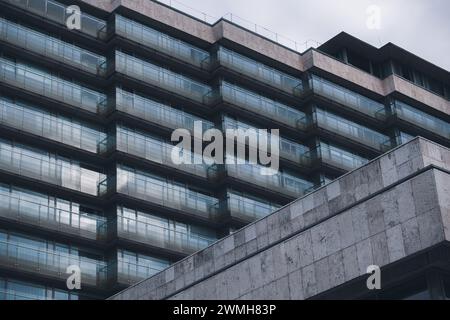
[0, 0, 448, 300]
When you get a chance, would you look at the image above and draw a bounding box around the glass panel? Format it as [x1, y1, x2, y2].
[0, 230, 106, 288]
[0, 97, 105, 153]
[217, 47, 303, 94]
[116, 206, 217, 253]
[115, 15, 209, 68]
[0, 18, 106, 74]
[115, 126, 210, 178]
[0, 139, 104, 195]
[116, 249, 170, 284]
[6, 0, 106, 38]
[116, 166, 218, 220]
[0, 58, 106, 113]
[224, 155, 313, 198]
[310, 75, 385, 118]
[226, 192, 281, 222]
[319, 143, 369, 171]
[115, 52, 211, 103]
[220, 82, 305, 128]
[393, 100, 450, 139]
[315, 108, 389, 151]
[115, 89, 213, 132]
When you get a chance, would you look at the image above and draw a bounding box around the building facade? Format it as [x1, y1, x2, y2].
[0, 0, 448, 300]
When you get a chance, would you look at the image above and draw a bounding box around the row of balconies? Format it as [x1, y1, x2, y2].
[0, 192, 216, 254]
[0, 111, 378, 203]
[0, 88, 373, 179]
[3, 0, 107, 39]
[0, 237, 173, 289]
[0, 133, 290, 225]
[1, 48, 447, 149]
[3, 2, 448, 143]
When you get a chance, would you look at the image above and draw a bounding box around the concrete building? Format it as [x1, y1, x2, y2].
[110, 137, 450, 300]
[0, 0, 448, 300]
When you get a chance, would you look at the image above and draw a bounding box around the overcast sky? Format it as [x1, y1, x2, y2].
[173, 0, 450, 70]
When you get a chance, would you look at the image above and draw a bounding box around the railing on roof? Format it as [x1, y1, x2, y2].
[155, 0, 321, 53]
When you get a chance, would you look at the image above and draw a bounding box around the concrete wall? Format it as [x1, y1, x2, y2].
[80, 0, 450, 117]
[108, 137, 450, 300]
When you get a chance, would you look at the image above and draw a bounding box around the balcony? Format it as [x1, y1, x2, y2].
[0, 239, 107, 287]
[0, 191, 106, 241]
[0, 18, 106, 75]
[219, 158, 314, 198]
[387, 100, 450, 140]
[114, 52, 212, 104]
[217, 192, 282, 223]
[222, 116, 311, 167]
[3, 0, 107, 39]
[309, 109, 392, 152]
[0, 287, 78, 300]
[0, 58, 106, 114]
[114, 15, 210, 69]
[116, 214, 216, 255]
[0, 140, 106, 196]
[110, 259, 167, 287]
[214, 46, 303, 96]
[208, 82, 307, 129]
[114, 88, 214, 133]
[316, 143, 369, 172]
[308, 75, 386, 119]
[98, 126, 216, 179]
[0, 97, 106, 154]
[112, 166, 219, 221]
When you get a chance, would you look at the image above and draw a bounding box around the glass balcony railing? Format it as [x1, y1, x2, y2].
[390, 100, 450, 139]
[115, 15, 210, 69]
[4, 0, 107, 39]
[222, 117, 311, 167]
[279, 138, 311, 167]
[110, 259, 167, 286]
[0, 97, 106, 154]
[115, 88, 214, 133]
[0, 239, 107, 287]
[308, 75, 386, 119]
[215, 47, 303, 95]
[0, 58, 106, 113]
[221, 157, 314, 198]
[0, 140, 106, 196]
[103, 126, 216, 179]
[115, 166, 219, 220]
[0, 192, 107, 241]
[0, 18, 106, 75]
[217, 192, 282, 223]
[116, 214, 216, 255]
[0, 289, 50, 300]
[114, 52, 212, 104]
[317, 143, 369, 172]
[311, 109, 391, 151]
[0, 287, 78, 300]
[208, 82, 306, 129]
[398, 131, 416, 144]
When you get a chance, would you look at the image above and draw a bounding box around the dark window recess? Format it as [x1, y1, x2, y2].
[392, 60, 448, 98]
[346, 50, 372, 75]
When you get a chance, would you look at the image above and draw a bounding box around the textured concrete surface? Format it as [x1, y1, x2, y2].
[108, 137, 450, 300]
[80, 0, 450, 116]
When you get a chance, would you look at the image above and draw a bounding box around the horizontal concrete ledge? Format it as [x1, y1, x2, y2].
[78, 0, 450, 116]
[108, 137, 450, 299]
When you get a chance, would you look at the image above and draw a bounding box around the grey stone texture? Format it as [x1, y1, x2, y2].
[82, 0, 450, 115]
[109, 138, 450, 300]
